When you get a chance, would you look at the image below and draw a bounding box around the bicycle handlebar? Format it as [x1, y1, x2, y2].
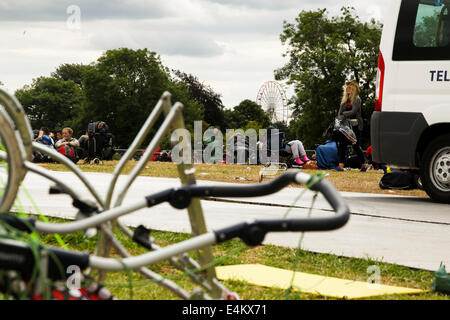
[212, 172, 349, 246]
[0, 238, 90, 280]
[0, 213, 36, 233]
[89, 170, 350, 271]
[31, 170, 348, 235]
[149, 170, 349, 244]
[3, 170, 350, 273]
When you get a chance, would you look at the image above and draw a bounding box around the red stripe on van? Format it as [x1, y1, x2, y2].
[375, 51, 385, 112]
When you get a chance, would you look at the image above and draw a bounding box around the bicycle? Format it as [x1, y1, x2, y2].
[0, 88, 350, 299]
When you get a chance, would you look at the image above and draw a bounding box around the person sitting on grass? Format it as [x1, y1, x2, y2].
[32, 127, 55, 163]
[56, 130, 63, 142]
[55, 127, 80, 164]
[48, 131, 56, 147]
[286, 139, 311, 165]
[35, 127, 54, 147]
[78, 131, 89, 160]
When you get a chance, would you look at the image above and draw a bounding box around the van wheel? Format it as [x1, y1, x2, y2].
[420, 134, 450, 203]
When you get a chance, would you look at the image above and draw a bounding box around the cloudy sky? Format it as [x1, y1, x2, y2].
[0, 0, 389, 109]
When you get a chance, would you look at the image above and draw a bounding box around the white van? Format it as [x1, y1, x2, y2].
[371, 0, 450, 203]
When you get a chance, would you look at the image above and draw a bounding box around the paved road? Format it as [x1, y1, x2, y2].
[14, 171, 450, 272]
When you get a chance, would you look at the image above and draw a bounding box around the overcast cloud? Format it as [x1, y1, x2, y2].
[0, 0, 388, 108]
[0, 0, 172, 21]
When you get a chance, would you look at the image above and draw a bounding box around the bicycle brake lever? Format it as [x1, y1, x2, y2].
[72, 199, 99, 216]
[72, 199, 100, 238]
[49, 185, 66, 194]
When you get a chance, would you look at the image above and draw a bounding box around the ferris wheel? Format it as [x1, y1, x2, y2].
[256, 81, 289, 124]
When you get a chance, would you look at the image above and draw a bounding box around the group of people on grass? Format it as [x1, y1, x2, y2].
[200, 80, 368, 170]
[32, 121, 113, 164]
[32, 127, 78, 163]
[33, 81, 368, 171]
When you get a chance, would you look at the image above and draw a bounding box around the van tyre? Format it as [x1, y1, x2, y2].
[420, 134, 450, 203]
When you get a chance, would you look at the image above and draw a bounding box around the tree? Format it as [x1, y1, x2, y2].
[275, 7, 382, 148]
[224, 99, 271, 130]
[224, 108, 244, 129]
[77, 48, 203, 147]
[0, 81, 3, 86]
[51, 63, 91, 87]
[15, 77, 83, 131]
[15, 48, 205, 148]
[172, 70, 225, 130]
[244, 121, 264, 133]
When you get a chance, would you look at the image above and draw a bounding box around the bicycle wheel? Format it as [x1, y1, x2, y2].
[0, 111, 23, 212]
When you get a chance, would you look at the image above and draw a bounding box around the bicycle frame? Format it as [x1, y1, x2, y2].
[0, 88, 241, 299]
[0, 88, 350, 300]
[0, 170, 349, 298]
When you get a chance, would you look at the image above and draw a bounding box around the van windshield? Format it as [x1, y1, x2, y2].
[414, 0, 450, 47]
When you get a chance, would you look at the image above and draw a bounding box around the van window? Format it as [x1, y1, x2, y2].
[414, 3, 450, 47]
[393, 0, 450, 60]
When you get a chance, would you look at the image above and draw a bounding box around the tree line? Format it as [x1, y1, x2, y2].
[13, 48, 270, 149]
[9, 7, 384, 151]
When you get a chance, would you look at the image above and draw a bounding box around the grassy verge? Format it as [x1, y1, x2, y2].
[40, 161, 429, 198]
[33, 217, 447, 300]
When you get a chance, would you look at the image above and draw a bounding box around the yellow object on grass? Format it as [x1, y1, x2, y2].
[215, 264, 427, 299]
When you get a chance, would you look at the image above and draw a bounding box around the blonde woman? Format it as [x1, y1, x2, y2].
[335, 81, 366, 171]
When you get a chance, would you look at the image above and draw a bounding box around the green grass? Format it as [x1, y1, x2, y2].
[40, 161, 429, 197]
[25, 216, 448, 300]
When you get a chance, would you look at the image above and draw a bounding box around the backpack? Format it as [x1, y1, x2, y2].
[88, 121, 109, 137]
[32, 151, 45, 163]
[344, 145, 364, 169]
[87, 122, 97, 137]
[379, 170, 418, 190]
[58, 145, 77, 163]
